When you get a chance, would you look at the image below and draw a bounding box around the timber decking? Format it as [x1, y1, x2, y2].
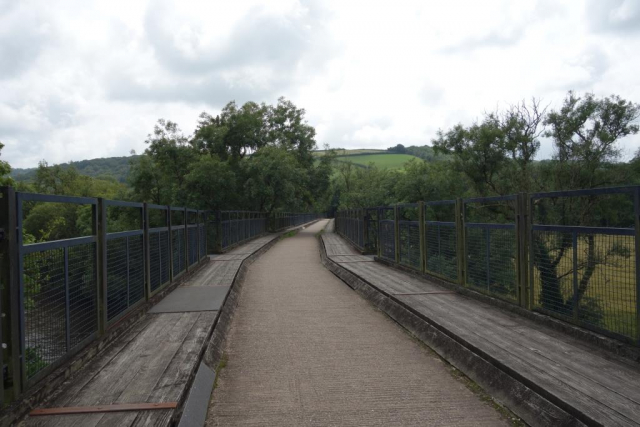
[25, 233, 282, 427]
[323, 225, 640, 427]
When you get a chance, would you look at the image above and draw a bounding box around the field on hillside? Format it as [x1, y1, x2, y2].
[339, 153, 417, 169]
[312, 149, 386, 157]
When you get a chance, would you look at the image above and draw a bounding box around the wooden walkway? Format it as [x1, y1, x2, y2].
[322, 220, 640, 427]
[24, 234, 280, 427]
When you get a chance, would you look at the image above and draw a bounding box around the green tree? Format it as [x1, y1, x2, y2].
[0, 141, 14, 185]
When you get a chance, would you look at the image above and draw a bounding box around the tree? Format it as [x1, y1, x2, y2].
[0, 141, 14, 186]
[535, 92, 640, 314]
[241, 146, 307, 214]
[144, 119, 196, 194]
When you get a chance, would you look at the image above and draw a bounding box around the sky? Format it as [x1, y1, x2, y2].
[1, 0, 640, 169]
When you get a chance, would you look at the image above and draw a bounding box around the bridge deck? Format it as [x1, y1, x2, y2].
[25, 235, 279, 427]
[323, 222, 640, 426]
[206, 220, 509, 426]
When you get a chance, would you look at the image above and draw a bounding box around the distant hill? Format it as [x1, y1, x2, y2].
[313, 145, 444, 170]
[11, 155, 140, 183]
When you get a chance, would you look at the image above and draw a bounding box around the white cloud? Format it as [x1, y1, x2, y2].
[0, 0, 639, 169]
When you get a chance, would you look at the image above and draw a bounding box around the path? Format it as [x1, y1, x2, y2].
[206, 220, 509, 426]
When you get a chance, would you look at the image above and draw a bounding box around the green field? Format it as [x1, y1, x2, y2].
[338, 153, 417, 169]
[312, 149, 386, 157]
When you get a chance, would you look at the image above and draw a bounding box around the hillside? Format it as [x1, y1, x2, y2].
[337, 153, 418, 169]
[11, 155, 139, 183]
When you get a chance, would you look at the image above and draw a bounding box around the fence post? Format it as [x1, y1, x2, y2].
[363, 209, 369, 253]
[96, 198, 108, 336]
[515, 193, 529, 309]
[456, 198, 466, 287]
[184, 208, 189, 273]
[0, 186, 22, 399]
[418, 202, 425, 273]
[394, 204, 400, 264]
[634, 187, 640, 344]
[143, 203, 151, 299]
[215, 211, 222, 252]
[168, 206, 174, 283]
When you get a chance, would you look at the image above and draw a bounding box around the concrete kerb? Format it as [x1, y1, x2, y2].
[176, 219, 321, 426]
[317, 226, 591, 427]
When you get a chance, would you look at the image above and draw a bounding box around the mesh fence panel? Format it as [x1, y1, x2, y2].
[67, 243, 97, 348]
[532, 229, 637, 339]
[128, 235, 145, 306]
[106, 235, 145, 322]
[425, 222, 458, 281]
[106, 237, 127, 321]
[172, 228, 186, 275]
[379, 220, 395, 261]
[23, 242, 97, 379]
[24, 248, 66, 378]
[398, 221, 421, 270]
[199, 224, 206, 259]
[465, 225, 517, 302]
[188, 226, 198, 266]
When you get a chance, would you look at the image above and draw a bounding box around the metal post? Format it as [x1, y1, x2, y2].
[528, 195, 535, 310]
[515, 193, 529, 308]
[143, 203, 151, 299]
[64, 247, 70, 352]
[635, 187, 640, 344]
[418, 202, 425, 273]
[96, 199, 107, 335]
[394, 205, 400, 264]
[485, 227, 491, 291]
[168, 206, 173, 283]
[1, 186, 21, 398]
[572, 230, 579, 322]
[457, 198, 466, 287]
[184, 208, 189, 273]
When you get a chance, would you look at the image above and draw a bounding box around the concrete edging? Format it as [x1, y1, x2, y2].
[318, 230, 593, 427]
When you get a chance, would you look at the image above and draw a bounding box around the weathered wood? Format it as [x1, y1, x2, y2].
[324, 229, 640, 427]
[30, 403, 177, 416]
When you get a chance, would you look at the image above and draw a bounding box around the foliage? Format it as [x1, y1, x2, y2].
[129, 98, 330, 215]
[0, 141, 14, 185]
[12, 155, 138, 183]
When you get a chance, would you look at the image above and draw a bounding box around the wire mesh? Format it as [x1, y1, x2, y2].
[398, 220, 421, 270]
[106, 235, 145, 322]
[149, 230, 170, 292]
[188, 226, 198, 266]
[172, 228, 186, 275]
[199, 223, 206, 259]
[379, 219, 395, 261]
[425, 222, 458, 281]
[23, 242, 97, 379]
[532, 228, 637, 339]
[465, 225, 517, 302]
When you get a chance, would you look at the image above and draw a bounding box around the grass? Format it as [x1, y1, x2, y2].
[282, 230, 299, 239]
[312, 148, 386, 157]
[213, 352, 229, 390]
[336, 153, 417, 169]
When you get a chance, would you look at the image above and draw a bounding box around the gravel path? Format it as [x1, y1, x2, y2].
[206, 220, 510, 426]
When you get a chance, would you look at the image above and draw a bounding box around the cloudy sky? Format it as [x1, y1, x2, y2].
[1, 0, 640, 169]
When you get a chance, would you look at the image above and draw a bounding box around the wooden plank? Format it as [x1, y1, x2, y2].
[30, 403, 177, 416]
[327, 229, 640, 426]
[396, 294, 640, 426]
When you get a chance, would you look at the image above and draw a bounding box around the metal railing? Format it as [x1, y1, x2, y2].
[335, 186, 640, 346]
[0, 188, 208, 400]
[220, 211, 267, 250]
[272, 212, 320, 232]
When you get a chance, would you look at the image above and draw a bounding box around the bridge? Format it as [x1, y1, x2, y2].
[0, 187, 640, 426]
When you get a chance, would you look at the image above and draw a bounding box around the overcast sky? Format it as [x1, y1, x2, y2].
[1, 0, 640, 169]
